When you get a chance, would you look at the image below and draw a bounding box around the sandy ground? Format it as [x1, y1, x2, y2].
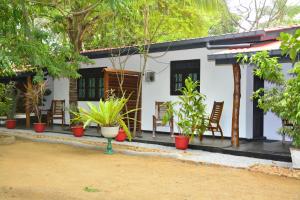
[0, 139, 299, 200]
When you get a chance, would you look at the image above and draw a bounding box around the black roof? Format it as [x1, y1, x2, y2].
[81, 26, 300, 59]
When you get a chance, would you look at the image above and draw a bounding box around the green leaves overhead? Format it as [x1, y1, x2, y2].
[0, 0, 88, 81]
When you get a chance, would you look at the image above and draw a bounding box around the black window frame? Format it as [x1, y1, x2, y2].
[77, 67, 105, 101]
[170, 59, 200, 95]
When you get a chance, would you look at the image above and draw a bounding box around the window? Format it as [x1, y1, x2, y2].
[170, 59, 200, 95]
[77, 68, 105, 101]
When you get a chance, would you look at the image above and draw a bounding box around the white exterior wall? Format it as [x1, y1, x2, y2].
[263, 63, 293, 141]
[53, 78, 69, 124]
[53, 47, 292, 140]
[76, 48, 249, 138]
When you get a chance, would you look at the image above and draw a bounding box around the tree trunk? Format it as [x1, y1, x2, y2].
[231, 63, 241, 147]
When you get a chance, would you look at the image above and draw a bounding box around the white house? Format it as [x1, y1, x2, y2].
[51, 26, 300, 141]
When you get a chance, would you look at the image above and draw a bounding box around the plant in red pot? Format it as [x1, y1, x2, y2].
[69, 104, 85, 137]
[24, 82, 47, 133]
[78, 94, 134, 154]
[115, 128, 127, 142]
[0, 82, 19, 129]
[5, 83, 21, 129]
[163, 77, 207, 150]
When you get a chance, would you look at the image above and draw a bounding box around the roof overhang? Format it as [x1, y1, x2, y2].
[207, 41, 288, 64]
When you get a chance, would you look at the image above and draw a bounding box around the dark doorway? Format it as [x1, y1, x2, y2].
[253, 75, 265, 139]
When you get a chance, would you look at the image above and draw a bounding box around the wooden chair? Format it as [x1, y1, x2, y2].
[200, 101, 224, 141]
[152, 101, 174, 137]
[46, 100, 65, 127]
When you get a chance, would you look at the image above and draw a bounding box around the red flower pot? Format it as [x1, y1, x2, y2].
[33, 123, 46, 133]
[71, 126, 84, 137]
[175, 135, 189, 150]
[6, 119, 16, 129]
[115, 128, 127, 142]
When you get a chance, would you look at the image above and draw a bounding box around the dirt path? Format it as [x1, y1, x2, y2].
[0, 139, 299, 200]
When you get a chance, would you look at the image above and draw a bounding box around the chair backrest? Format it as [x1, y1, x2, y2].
[155, 101, 169, 120]
[209, 101, 224, 123]
[51, 100, 65, 115]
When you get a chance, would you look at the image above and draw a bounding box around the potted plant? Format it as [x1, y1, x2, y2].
[78, 95, 134, 154]
[0, 83, 10, 126]
[24, 81, 47, 133]
[115, 128, 127, 142]
[69, 103, 85, 137]
[163, 77, 207, 150]
[5, 83, 20, 129]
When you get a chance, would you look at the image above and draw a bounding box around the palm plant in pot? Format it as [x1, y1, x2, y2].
[78, 94, 134, 154]
[163, 77, 207, 150]
[24, 82, 46, 133]
[69, 103, 85, 137]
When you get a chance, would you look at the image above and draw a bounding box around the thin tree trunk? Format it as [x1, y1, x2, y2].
[231, 63, 241, 147]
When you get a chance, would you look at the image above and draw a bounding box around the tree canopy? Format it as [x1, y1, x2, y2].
[0, 0, 88, 81]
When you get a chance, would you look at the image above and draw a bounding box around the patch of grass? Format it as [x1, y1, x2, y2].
[83, 186, 100, 192]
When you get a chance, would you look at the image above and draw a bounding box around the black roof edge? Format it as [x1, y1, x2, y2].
[81, 30, 268, 59]
[208, 49, 282, 61]
[212, 51, 299, 65]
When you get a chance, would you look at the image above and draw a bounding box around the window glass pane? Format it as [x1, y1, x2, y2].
[78, 78, 85, 98]
[99, 77, 104, 98]
[88, 78, 95, 98]
[188, 73, 198, 82]
[174, 73, 183, 91]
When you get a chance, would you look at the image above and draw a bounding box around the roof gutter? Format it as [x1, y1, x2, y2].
[206, 42, 252, 49]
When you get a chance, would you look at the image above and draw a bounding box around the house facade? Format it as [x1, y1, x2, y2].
[50, 26, 299, 141]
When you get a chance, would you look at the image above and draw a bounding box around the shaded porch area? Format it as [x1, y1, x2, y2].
[8, 122, 292, 162]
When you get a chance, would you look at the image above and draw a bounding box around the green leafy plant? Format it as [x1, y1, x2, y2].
[237, 30, 300, 148]
[24, 82, 46, 123]
[0, 82, 20, 119]
[163, 77, 207, 139]
[78, 95, 136, 141]
[6, 82, 20, 120]
[69, 103, 84, 126]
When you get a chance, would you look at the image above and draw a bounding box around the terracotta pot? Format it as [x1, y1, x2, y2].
[71, 126, 84, 137]
[6, 119, 16, 129]
[290, 147, 300, 169]
[175, 135, 189, 150]
[33, 123, 46, 133]
[115, 128, 127, 142]
[101, 126, 119, 138]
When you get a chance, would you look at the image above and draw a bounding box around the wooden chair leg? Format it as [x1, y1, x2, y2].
[153, 123, 156, 138]
[152, 116, 156, 137]
[219, 125, 224, 139]
[212, 130, 215, 138]
[170, 119, 174, 137]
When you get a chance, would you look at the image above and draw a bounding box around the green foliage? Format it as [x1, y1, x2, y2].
[78, 95, 136, 140]
[83, 0, 225, 49]
[69, 103, 84, 126]
[5, 83, 20, 119]
[163, 77, 207, 138]
[0, 0, 88, 81]
[237, 30, 300, 148]
[0, 82, 16, 117]
[208, 6, 240, 35]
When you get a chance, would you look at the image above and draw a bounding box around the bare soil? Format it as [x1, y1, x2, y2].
[0, 139, 299, 200]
